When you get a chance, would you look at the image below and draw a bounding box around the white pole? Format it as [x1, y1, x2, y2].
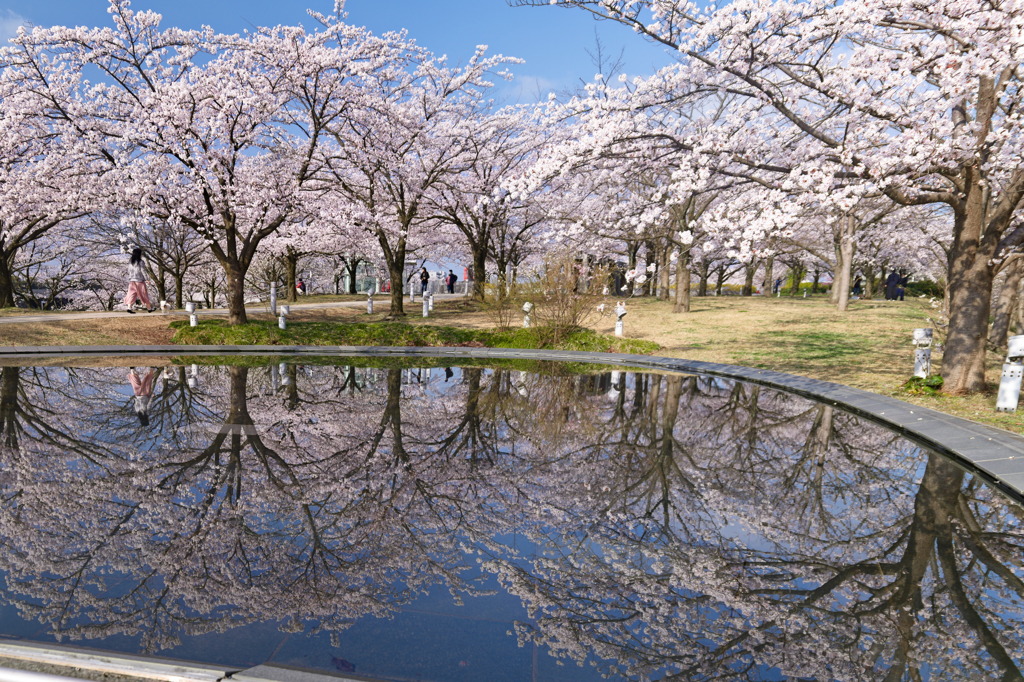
[270, 282, 277, 315]
[367, 293, 374, 314]
[996, 335, 1024, 412]
[422, 296, 429, 318]
[189, 314, 198, 327]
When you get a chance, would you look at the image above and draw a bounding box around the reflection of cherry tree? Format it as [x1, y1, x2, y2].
[480, 373, 1024, 680]
[0, 364, 1019, 679]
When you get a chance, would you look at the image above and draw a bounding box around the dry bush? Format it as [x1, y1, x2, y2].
[522, 252, 610, 344]
[483, 281, 520, 331]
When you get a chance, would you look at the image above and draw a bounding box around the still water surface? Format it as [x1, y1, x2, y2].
[0, 361, 1020, 680]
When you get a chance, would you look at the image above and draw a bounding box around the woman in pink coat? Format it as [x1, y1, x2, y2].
[124, 247, 154, 313]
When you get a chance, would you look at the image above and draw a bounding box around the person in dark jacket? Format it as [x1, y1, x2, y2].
[884, 271, 900, 300]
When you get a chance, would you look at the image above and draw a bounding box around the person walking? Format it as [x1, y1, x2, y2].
[852, 276, 863, 297]
[419, 267, 430, 294]
[445, 269, 458, 294]
[124, 247, 154, 313]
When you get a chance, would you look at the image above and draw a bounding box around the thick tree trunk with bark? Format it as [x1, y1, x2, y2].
[387, 260, 406, 316]
[285, 250, 298, 303]
[472, 246, 487, 301]
[0, 255, 16, 308]
[226, 266, 247, 325]
[673, 250, 690, 313]
[741, 261, 756, 296]
[990, 257, 1023, 351]
[942, 198, 998, 394]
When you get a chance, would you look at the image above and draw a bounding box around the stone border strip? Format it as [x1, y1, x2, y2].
[0, 640, 365, 681]
[3, 344, 1023, 504]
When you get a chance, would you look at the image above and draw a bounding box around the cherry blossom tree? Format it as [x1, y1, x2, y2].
[514, 0, 1024, 394]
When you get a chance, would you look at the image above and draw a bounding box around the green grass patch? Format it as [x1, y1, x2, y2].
[171, 319, 661, 355]
[746, 330, 872, 362]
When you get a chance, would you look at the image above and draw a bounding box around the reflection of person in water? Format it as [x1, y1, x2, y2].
[129, 367, 158, 426]
[444, 367, 454, 382]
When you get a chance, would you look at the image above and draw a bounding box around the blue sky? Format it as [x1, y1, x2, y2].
[0, 0, 672, 103]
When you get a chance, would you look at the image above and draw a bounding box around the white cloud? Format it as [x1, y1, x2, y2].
[0, 11, 28, 45]
[500, 74, 562, 104]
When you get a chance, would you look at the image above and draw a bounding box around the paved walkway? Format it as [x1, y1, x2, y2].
[0, 294, 468, 324]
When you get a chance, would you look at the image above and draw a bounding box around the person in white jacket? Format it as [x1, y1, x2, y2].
[124, 247, 154, 313]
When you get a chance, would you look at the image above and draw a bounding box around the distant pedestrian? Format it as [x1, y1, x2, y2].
[772, 278, 782, 295]
[419, 267, 430, 294]
[897, 273, 909, 301]
[852, 276, 863, 297]
[445, 269, 458, 294]
[884, 271, 900, 300]
[296, 278, 306, 295]
[124, 247, 154, 313]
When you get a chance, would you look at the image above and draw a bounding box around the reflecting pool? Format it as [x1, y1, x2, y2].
[0, 361, 1020, 680]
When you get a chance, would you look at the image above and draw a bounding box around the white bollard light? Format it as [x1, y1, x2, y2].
[615, 302, 627, 337]
[270, 282, 278, 315]
[428, 293, 434, 311]
[422, 295, 429, 318]
[280, 362, 290, 386]
[522, 301, 534, 328]
[189, 314, 198, 327]
[281, 305, 290, 316]
[185, 302, 195, 314]
[912, 328, 933, 378]
[188, 364, 199, 389]
[278, 315, 287, 330]
[410, 288, 416, 303]
[996, 335, 1024, 412]
[366, 293, 374, 314]
[803, 290, 808, 298]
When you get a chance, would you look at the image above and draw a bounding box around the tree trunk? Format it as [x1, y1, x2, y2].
[741, 261, 756, 296]
[863, 266, 876, 300]
[762, 257, 774, 295]
[346, 258, 361, 294]
[174, 276, 184, 308]
[286, 250, 298, 303]
[990, 257, 1023, 351]
[658, 245, 671, 300]
[472, 245, 487, 301]
[154, 264, 168, 304]
[697, 261, 709, 297]
[942, 200, 998, 394]
[388, 260, 406, 317]
[788, 264, 805, 296]
[673, 249, 690, 313]
[0, 253, 16, 308]
[835, 215, 855, 313]
[226, 266, 247, 325]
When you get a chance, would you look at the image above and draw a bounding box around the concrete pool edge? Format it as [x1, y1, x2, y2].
[4, 343, 1023, 504]
[0, 639, 365, 680]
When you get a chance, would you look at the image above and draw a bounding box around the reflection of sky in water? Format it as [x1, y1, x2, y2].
[0, 362, 1020, 681]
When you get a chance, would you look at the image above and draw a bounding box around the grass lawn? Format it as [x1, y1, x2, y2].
[0, 292, 1019, 434]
